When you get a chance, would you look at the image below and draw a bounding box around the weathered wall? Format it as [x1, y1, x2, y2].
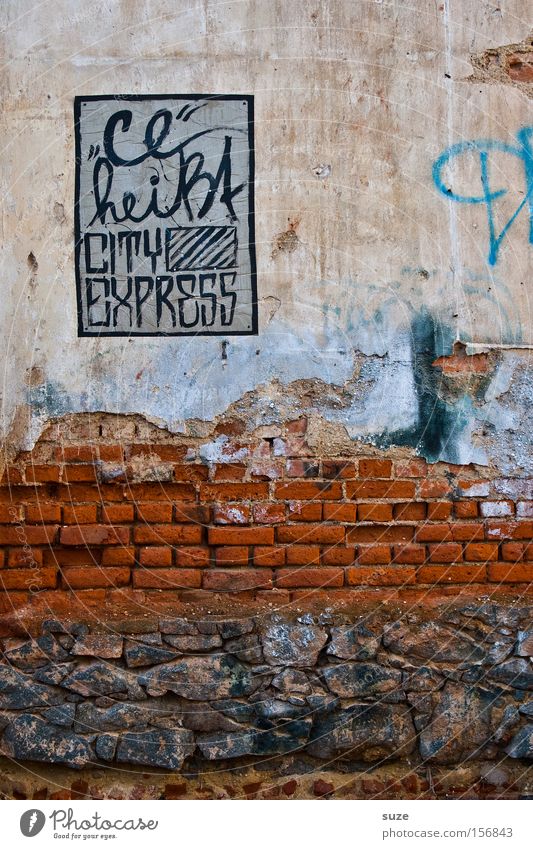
[1, 1, 533, 469]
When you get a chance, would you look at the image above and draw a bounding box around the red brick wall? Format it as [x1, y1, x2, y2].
[1, 415, 533, 616]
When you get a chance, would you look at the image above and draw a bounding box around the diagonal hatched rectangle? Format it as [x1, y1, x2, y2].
[166, 226, 237, 271]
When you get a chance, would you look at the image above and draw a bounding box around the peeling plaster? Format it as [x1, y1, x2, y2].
[1, 1, 533, 475]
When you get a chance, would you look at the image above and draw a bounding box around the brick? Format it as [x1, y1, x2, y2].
[273, 437, 308, 458]
[59, 445, 123, 462]
[45, 547, 100, 567]
[433, 351, 490, 374]
[0, 567, 57, 590]
[174, 503, 210, 524]
[286, 417, 308, 434]
[321, 546, 355, 566]
[418, 479, 451, 498]
[394, 459, 427, 478]
[313, 779, 335, 797]
[55, 483, 121, 502]
[102, 504, 134, 523]
[62, 567, 130, 589]
[322, 503, 356, 522]
[250, 460, 283, 481]
[358, 545, 391, 564]
[288, 502, 323, 521]
[500, 542, 523, 561]
[393, 544, 426, 565]
[208, 527, 274, 545]
[458, 480, 489, 498]
[427, 502, 452, 520]
[253, 546, 286, 567]
[214, 504, 251, 525]
[0, 525, 59, 545]
[346, 566, 416, 586]
[357, 503, 393, 522]
[486, 520, 533, 540]
[321, 460, 357, 479]
[7, 548, 44, 568]
[276, 524, 344, 544]
[418, 565, 486, 584]
[286, 459, 319, 478]
[428, 543, 462, 563]
[488, 562, 533, 582]
[215, 547, 249, 565]
[173, 464, 209, 483]
[0, 485, 43, 502]
[347, 480, 415, 499]
[517, 502, 533, 518]
[176, 547, 211, 567]
[0, 504, 22, 522]
[200, 483, 269, 502]
[252, 503, 285, 524]
[25, 465, 61, 483]
[136, 502, 173, 523]
[286, 545, 320, 565]
[101, 547, 136, 566]
[454, 501, 478, 518]
[275, 567, 343, 588]
[507, 54, 533, 82]
[415, 523, 452, 542]
[202, 570, 272, 591]
[464, 543, 499, 561]
[275, 482, 342, 500]
[25, 503, 62, 523]
[139, 547, 173, 567]
[212, 463, 246, 481]
[214, 419, 247, 437]
[134, 525, 202, 545]
[480, 501, 513, 518]
[133, 569, 201, 589]
[95, 444, 125, 462]
[0, 467, 24, 485]
[451, 523, 484, 541]
[348, 526, 413, 543]
[393, 502, 426, 521]
[359, 458, 392, 478]
[63, 505, 98, 524]
[56, 445, 97, 462]
[60, 525, 129, 546]
[63, 465, 98, 483]
[129, 444, 187, 462]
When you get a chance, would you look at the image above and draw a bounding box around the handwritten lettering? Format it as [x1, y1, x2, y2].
[433, 127, 533, 265]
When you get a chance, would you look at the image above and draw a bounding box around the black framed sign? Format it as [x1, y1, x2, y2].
[74, 95, 257, 336]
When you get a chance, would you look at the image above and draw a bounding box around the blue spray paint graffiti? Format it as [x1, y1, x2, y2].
[433, 127, 533, 265]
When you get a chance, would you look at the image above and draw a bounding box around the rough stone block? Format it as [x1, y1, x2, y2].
[116, 728, 194, 769]
[2, 714, 92, 768]
[138, 655, 260, 701]
[72, 635, 124, 659]
[261, 621, 328, 666]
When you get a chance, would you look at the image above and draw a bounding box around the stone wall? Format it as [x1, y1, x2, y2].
[1, 602, 533, 798]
